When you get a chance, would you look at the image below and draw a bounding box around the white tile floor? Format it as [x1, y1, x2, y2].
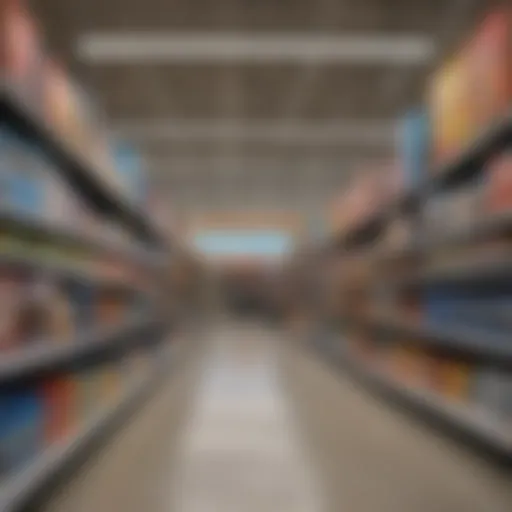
[171, 325, 323, 512]
[43, 321, 512, 512]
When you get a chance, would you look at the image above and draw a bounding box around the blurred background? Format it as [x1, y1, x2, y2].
[2, 0, 512, 511]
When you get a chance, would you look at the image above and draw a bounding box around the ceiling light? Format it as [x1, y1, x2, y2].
[77, 32, 435, 65]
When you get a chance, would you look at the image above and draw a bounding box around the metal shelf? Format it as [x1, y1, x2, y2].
[1, 81, 168, 251]
[431, 111, 512, 191]
[312, 336, 512, 458]
[0, 209, 166, 270]
[0, 344, 174, 512]
[0, 317, 165, 385]
[352, 315, 512, 366]
[403, 255, 512, 287]
[0, 250, 143, 292]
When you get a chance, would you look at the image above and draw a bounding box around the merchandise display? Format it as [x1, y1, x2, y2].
[0, 347, 159, 482]
[430, 6, 512, 169]
[294, 4, 512, 458]
[0, 1, 179, 508]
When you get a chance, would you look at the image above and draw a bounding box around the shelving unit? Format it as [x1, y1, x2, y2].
[0, 343, 176, 512]
[0, 4, 190, 508]
[0, 80, 168, 251]
[347, 315, 512, 366]
[312, 333, 512, 458]
[292, 8, 512, 461]
[0, 317, 166, 386]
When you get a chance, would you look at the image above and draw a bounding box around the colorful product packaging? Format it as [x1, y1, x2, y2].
[0, 0, 45, 114]
[400, 108, 430, 190]
[430, 6, 512, 168]
[0, 388, 43, 477]
[0, 127, 47, 218]
[484, 152, 512, 214]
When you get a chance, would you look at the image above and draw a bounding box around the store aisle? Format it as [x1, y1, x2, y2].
[42, 321, 511, 512]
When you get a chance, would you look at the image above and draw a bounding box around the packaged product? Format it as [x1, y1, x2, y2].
[438, 359, 472, 401]
[0, 0, 45, 113]
[430, 7, 512, 167]
[40, 376, 73, 443]
[43, 282, 75, 344]
[112, 142, 147, 205]
[400, 108, 430, 190]
[0, 127, 47, 218]
[43, 59, 75, 143]
[429, 52, 472, 167]
[472, 367, 512, 419]
[465, 8, 512, 131]
[484, 152, 512, 214]
[0, 388, 43, 477]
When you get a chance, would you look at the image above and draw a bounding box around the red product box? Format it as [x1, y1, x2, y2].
[485, 152, 512, 214]
[465, 8, 512, 130]
[41, 375, 77, 443]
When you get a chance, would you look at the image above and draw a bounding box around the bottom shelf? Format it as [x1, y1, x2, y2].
[310, 333, 512, 459]
[0, 343, 176, 512]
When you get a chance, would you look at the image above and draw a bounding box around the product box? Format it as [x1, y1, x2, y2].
[437, 359, 472, 401]
[484, 152, 512, 214]
[472, 367, 512, 419]
[0, 388, 43, 477]
[41, 376, 72, 443]
[430, 7, 512, 168]
[465, 8, 512, 132]
[429, 53, 472, 167]
[0, 268, 46, 351]
[112, 142, 147, 205]
[400, 108, 430, 190]
[0, 127, 47, 218]
[0, 0, 45, 114]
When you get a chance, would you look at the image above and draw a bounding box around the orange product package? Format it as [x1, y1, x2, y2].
[485, 152, 512, 214]
[40, 376, 74, 444]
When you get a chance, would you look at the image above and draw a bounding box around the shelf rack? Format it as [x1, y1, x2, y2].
[309, 333, 512, 459]
[0, 208, 166, 271]
[1, 80, 169, 252]
[0, 317, 166, 386]
[348, 314, 512, 367]
[0, 343, 176, 512]
[327, 110, 512, 256]
[0, 45, 178, 510]
[300, 109, 512, 459]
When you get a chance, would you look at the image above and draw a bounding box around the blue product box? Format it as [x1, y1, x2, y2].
[0, 126, 47, 218]
[0, 389, 43, 478]
[112, 142, 146, 205]
[400, 108, 430, 191]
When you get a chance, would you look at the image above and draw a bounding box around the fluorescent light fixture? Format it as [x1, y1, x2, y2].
[115, 119, 397, 146]
[77, 32, 435, 65]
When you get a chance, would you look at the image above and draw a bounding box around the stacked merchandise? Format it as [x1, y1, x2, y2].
[308, 5, 512, 454]
[0, 348, 157, 481]
[0, 0, 174, 506]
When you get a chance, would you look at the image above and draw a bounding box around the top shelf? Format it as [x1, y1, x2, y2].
[328, 111, 512, 254]
[431, 110, 512, 191]
[1, 81, 169, 252]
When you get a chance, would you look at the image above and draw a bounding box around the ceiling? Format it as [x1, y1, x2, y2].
[29, 0, 493, 219]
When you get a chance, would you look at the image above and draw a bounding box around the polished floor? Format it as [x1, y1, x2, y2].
[44, 321, 512, 512]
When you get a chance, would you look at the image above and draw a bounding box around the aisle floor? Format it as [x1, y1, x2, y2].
[44, 321, 512, 512]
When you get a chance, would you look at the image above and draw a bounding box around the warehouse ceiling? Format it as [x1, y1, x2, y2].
[30, 0, 492, 217]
